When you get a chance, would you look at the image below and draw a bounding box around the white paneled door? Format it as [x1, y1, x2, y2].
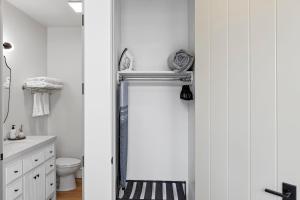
[196, 0, 300, 199]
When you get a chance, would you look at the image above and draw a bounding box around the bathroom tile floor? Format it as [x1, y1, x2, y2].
[57, 179, 82, 200]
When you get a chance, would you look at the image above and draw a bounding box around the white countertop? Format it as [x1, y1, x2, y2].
[3, 136, 56, 162]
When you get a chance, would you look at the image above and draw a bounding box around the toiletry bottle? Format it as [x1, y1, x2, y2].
[19, 125, 24, 138]
[9, 125, 16, 139]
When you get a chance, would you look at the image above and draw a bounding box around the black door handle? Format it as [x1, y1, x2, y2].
[265, 183, 296, 200]
[265, 189, 291, 199]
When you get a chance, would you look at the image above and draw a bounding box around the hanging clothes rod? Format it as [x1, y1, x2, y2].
[117, 71, 193, 84]
[120, 77, 191, 81]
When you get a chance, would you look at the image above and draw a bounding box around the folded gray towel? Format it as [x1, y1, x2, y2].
[168, 49, 194, 72]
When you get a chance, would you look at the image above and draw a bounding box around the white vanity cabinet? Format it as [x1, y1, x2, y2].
[3, 137, 56, 200]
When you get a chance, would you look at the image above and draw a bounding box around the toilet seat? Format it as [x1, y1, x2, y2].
[56, 157, 81, 168]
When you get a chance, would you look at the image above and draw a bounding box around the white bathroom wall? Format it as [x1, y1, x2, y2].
[118, 0, 191, 181]
[47, 27, 83, 161]
[2, 1, 47, 136]
[127, 84, 189, 181]
[120, 0, 189, 70]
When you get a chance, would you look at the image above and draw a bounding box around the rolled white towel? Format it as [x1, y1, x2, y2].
[24, 81, 63, 89]
[26, 77, 63, 86]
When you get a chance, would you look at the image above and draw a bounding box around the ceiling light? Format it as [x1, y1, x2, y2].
[68, 1, 82, 13]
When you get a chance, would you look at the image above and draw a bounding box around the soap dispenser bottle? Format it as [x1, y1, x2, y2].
[19, 125, 24, 138]
[9, 125, 16, 139]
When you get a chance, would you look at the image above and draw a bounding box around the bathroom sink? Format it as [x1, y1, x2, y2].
[4, 139, 36, 157]
[3, 136, 56, 160]
[4, 141, 27, 148]
[4, 140, 32, 149]
[4, 138, 35, 145]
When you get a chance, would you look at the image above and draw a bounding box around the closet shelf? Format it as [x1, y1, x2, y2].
[117, 71, 193, 84]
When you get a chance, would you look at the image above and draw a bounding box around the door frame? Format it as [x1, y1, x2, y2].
[0, 0, 3, 199]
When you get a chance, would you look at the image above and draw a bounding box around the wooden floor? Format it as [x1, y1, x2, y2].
[57, 179, 82, 200]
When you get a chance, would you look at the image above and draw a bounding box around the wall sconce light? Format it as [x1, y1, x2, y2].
[3, 42, 13, 50]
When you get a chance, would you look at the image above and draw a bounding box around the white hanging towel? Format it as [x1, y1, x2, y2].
[42, 93, 50, 115]
[32, 92, 44, 117]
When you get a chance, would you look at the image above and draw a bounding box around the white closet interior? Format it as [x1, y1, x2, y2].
[112, 0, 195, 199]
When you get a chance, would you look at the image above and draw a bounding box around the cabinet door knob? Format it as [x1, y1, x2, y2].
[34, 159, 39, 162]
[14, 170, 19, 173]
[50, 183, 54, 186]
[50, 150, 53, 153]
[14, 189, 19, 192]
[50, 164, 54, 167]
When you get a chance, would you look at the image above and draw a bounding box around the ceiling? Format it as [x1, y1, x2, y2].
[6, 0, 81, 27]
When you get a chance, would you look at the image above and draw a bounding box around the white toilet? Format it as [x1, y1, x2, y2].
[56, 157, 81, 191]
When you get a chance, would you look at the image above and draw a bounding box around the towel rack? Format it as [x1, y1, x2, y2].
[22, 85, 62, 93]
[117, 71, 193, 84]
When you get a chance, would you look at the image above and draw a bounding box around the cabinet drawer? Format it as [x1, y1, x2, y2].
[23, 151, 45, 173]
[6, 160, 23, 185]
[46, 171, 56, 198]
[6, 179, 23, 200]
[45, 157, 55, 174]
[45, 144, 55, 160]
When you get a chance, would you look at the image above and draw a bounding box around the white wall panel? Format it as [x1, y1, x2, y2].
[210, 0, 229, 199]
[196, 0, 279, 199]
[277, 0, 300, 196]
[228, 0, 250, 199]
[250, 0, 277, 199]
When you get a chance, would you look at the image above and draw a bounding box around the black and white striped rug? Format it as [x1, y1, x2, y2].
[118, 180, 186, 200]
